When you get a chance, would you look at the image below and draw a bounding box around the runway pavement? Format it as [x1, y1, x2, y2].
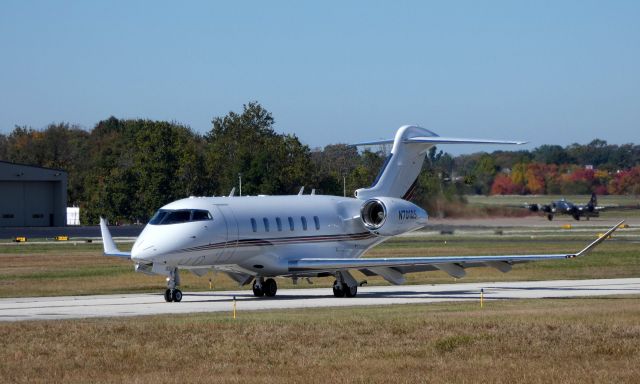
[1, 278, 639, 322]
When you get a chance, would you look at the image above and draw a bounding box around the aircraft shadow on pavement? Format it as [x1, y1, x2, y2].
[181, 284, 640, 303]
[182, 289, 487, 303]
[485, 285, 639, 293]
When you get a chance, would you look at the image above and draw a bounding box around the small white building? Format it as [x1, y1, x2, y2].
[67, 207, 80, 225]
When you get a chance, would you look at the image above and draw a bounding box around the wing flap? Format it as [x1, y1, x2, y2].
[435, 263, 466, 279]
[367, 267, 406, 285]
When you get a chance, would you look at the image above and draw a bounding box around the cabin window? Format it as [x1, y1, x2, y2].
[313, 216, 320, 230]
[251, 218, 257, 232]
[276, 217, 282, 231]
[149, 210, 169, 224]
[301, 216, 308, 231]
[2, 214, 14, 219]
[263, 217, 270, 232]
[149, 209, 212, 225]
[192, 210, 212, 221]
[288, 216, 294, 231]
[160, 210, 192, 225]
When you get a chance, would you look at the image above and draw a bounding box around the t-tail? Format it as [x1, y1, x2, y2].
[354, 125, 526, 200]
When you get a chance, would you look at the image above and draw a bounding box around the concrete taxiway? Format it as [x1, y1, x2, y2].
[1, 278, 639, 322]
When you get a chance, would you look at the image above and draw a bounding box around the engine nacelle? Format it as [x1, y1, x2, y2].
[360, 197, 428, 236]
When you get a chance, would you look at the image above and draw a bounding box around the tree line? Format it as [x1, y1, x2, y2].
[1, 102, 639, 223]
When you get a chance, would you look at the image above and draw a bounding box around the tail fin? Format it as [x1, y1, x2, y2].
[354, 125, 525, 200]
[588, 193, 597, 210]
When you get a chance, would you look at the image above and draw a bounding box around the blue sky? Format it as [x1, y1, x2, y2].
[1, 1, 638, 154]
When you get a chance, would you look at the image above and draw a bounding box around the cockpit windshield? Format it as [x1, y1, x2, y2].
[149, 209, 213, 225]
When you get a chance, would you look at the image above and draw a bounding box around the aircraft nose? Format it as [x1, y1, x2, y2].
[131, 233, 155, 261]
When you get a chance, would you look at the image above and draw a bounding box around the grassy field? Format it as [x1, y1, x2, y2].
[1, 228, 639, 298]
[1, 298, 639, 383]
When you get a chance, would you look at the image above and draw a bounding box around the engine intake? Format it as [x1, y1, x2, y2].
[361, 199, 387, 230]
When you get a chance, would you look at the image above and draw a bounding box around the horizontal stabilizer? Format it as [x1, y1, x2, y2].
[354, 136, 526, 147]
[405, 136, 527, 145]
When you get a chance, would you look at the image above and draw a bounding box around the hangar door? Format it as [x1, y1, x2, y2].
[0, 181, 55, 226]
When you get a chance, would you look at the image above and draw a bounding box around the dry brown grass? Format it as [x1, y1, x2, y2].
[1, 298, 639, 383]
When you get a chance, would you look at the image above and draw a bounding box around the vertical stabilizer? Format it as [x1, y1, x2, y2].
[354, 125, 525, 200]
[355, 126, 436, 200]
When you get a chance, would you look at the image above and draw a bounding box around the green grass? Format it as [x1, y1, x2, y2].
[0, 265, 131, 281]
[1, 228, 638, 297]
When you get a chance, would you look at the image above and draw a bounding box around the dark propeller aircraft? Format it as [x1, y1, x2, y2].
[525, 193, 601, 221]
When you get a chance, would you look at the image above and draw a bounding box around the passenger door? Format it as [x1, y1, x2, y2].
[213, 204, 238, 262]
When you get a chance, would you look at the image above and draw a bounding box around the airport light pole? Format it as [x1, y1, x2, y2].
[238, 173, 242, 197]
[343, 172, 346, 197]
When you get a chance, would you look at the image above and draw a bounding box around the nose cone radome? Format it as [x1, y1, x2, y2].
[131, 228, 157, 262]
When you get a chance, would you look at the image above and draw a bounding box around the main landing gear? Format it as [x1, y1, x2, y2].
[164, 288, 183, 302]
[332, 280, 357, 297]
[164, 268, 183, 303]
[252, 277, 278, 297]
[332, 271, 359, 297]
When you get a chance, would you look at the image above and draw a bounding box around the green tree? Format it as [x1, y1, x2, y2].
[205, 102, 312, 196]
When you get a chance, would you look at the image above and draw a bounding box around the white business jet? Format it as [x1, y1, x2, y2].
[100, 125, 623, 302]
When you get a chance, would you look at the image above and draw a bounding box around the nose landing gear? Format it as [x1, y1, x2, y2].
[163, 268, 183, 302]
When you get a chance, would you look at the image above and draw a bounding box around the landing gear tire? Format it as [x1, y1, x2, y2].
[172, 289, 183, 302]
[344, 284, 357, 298]
[332, 280, 345, 297]
[252, 280, 264, 297]
[164, 268, 181, 303]
[264, 278, 277, 297]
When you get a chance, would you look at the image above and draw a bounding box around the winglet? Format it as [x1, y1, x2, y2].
[573, 220, 624, 257]
[99, 217, 131, 258]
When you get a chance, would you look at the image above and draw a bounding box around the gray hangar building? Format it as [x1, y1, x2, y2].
[0, 161, 67, 227]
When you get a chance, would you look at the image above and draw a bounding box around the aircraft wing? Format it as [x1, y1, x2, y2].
[288, 221, 623, 281]
[99, 217, 132, 259]
[585, 204, 638, 212]
[517, 203, 551, 213]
